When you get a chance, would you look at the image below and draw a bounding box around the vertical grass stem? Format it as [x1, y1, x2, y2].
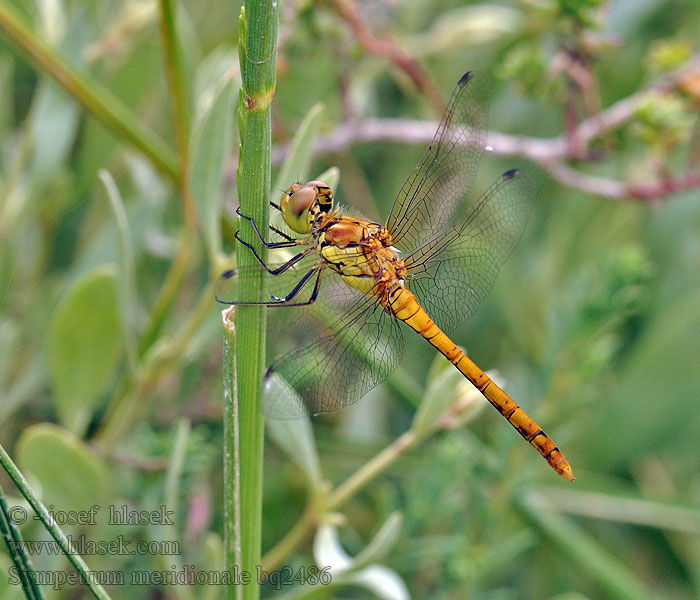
[226, 2, 278, 599]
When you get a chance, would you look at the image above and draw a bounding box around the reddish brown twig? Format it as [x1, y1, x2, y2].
[263, 111, 700, 201]
[228, 53, 700, 202]
[332, 0, 445, 113]
[627, 172, 700, 201]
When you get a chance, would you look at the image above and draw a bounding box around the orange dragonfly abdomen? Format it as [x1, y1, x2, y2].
[385, 285, 574, 482]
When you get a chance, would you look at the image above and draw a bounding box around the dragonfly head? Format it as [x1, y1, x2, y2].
[280, 180, 334, 234]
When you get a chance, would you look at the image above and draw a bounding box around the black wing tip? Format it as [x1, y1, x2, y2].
[501, 168, 538, 196]
[458, 70, 474, 87]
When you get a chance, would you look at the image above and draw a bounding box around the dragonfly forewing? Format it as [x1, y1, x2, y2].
[385, 70, 489, 255]
[403, 169, 535, 334]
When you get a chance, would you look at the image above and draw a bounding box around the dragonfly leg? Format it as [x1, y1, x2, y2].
[268, 267, 323, 307]
[266, 251, 311, 275]
[234, 230, 311, 275]
[219, 267, 321, 306]
[236, 206, 299, 249]
[269, 224, 294, 241]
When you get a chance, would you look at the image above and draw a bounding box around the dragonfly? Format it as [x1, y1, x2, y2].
[219, 71, 573, 481]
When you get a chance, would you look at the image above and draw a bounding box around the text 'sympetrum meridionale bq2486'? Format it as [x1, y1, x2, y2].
[218, 71, 574, 481]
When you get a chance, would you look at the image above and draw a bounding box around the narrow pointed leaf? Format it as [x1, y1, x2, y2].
[272, 102, 324, 198]
[190, 78, 236, 262]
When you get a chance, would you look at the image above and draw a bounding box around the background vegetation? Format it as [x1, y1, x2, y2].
[1, 0, 700, 598]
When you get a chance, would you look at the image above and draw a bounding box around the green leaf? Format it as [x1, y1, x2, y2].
[271, 102, 324, 197]
[516, 490, 656, 600]
[15, 423, 113, 514]
[48, 266, 122, 434]
[412, 359, 462, 438]
[192, 48, 238, 122]
[28, 79, 80, 193]
[265, 403, 321, 488]
[190, 78, 236, 264]
[352, 512, 403, 569]
[164, 418, 190, 533]
[99, 170, 138, 372]
[412, 352, 491, 438]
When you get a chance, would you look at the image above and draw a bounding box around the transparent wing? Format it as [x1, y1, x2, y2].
[263, 292, 405, 418]
[215, 253, 360, 334]
[404, 169, 535, 334]
[385, 71, 489, 254]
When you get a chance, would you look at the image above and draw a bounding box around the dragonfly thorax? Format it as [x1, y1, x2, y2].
[319, 217, 406, 295]
[280, 180, 334, 234]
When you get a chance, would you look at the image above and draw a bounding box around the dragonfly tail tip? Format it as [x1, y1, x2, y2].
[560, 464, 575, 482]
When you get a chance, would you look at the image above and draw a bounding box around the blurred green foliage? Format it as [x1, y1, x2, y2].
[1, 1, 700, 599]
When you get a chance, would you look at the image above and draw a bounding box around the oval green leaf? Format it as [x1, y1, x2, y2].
[16, 423, 113, 514]
[48, 266, 122, 433]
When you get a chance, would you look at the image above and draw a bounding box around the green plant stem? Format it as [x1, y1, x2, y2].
[261, 431, 418, 571]
[259, 508, 315, 575]
[93, 0, 200, 405]
[517, 490, 657, 600]
[261, 389, 474, 571]
[261, 396, 470, 570]
[222, 309, 241, 600]
[96, 278, 215, 447]
[162, 417, 191, 599]
[528, 487, 700, 533]
[327, 431, 416, 509]
[158, 0, 197, 229]
[138, 228, 196, 357]
[158, 0, 190, 156]
[0, 2, 179, 182]
[92, 0, 202, 444]
[0, 481, 45, 600]
[232, 3, 278, 599]
[0, 442, 112, 600]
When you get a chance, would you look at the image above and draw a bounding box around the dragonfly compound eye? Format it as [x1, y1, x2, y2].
[281, 185, 316, 233]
